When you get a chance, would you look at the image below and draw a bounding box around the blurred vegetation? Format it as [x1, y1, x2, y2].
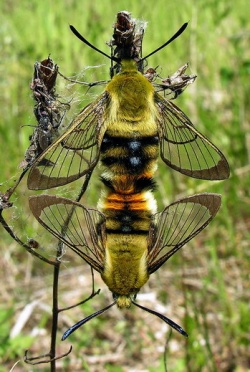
[0, 0, 249, 371]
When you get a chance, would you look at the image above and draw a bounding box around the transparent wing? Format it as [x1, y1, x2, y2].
[147, 193, 221, 274]
[29, 195, 106, 272]
[155, 94, 230, 180]
[27, 92, 109, 190]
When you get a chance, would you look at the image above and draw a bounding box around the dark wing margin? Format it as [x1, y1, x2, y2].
[29, 195, 106, 272]
[27, 92, 109, 190]
[155, 93, 230, 180]
[147, 193, 221, 274]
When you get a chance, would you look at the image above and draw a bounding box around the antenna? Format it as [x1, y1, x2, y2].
[61, 301, 116, 340]
[140, 22, 188, 62]
[70, 25, 120, 63]
[132, 300, 188, 337]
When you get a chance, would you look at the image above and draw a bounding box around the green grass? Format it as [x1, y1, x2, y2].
[0, 0, 249, 371]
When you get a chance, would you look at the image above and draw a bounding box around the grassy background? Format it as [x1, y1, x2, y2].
[0, 0, 249, 371]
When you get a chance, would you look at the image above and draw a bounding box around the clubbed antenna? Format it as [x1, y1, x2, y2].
[69, 25, 119, 63]
[61, 301, 116, 340]
[132, 300, 188, 337]
[140, 22, 188, 62]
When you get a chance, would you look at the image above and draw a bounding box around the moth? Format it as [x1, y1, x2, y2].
[29, 192, 221, 339]
[27, 11, 229, 190]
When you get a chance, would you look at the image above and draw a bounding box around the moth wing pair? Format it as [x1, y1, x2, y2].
[27, 91, 229, 191]
[29, 193, 221, 273]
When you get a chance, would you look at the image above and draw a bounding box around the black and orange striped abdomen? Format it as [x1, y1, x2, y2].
[99, 133, 159, 232]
